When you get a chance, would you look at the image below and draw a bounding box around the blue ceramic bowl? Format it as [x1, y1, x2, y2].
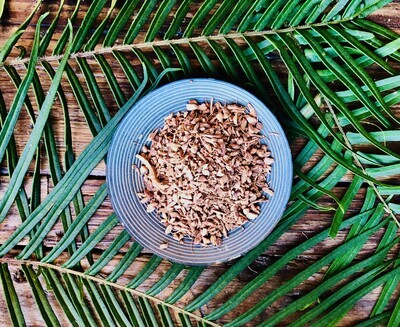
[107, 79, 292, 265]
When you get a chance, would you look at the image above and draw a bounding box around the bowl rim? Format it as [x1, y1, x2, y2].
[106, 78, 293, 265]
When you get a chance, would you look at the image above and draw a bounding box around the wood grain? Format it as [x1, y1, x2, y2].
[0, 1, 399, 326]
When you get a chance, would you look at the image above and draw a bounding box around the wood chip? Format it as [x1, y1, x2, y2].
[136, 100, 274, 246]
[159, 242, 169, 249]
[165, 224, 173, 235]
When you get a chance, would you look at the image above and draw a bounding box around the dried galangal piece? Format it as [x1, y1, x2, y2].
[136, 100, 274, 247]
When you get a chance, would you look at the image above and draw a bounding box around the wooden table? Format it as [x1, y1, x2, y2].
[0, 1, 399, 326]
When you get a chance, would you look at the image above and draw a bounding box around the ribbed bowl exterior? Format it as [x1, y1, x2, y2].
[107, 79, 293, 265]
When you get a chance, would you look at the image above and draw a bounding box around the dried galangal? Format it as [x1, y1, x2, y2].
[136, 100, 274, 247]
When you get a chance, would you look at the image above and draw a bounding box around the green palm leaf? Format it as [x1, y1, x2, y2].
[0, 0, 399, 325]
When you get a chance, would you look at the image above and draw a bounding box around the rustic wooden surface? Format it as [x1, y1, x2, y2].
[0, 1, 399, 326]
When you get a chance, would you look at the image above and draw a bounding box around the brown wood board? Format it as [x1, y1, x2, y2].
[0, 1, 399, 326]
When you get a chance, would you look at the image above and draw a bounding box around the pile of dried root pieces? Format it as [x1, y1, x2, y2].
[136, 100, 274, 247]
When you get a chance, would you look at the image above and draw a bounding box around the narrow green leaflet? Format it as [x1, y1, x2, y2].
[41, 268, 84, 327]
[0, 69, 148, 257]
[388, 296, 400, 327]
[113, 51, 141, 90]
[70, 0, 108, 52]
[127, 255, 163, 289]
[0, 92, 30, 225]
[225, 219, 389, 326]
[146, 264, 185, 296]
[100, 286, 133, 327]
[64, 63, 102, 135]
[0, 13, 45, 167]
[124, 0, 158, 44]
[95, 54, 127, 107]
[39, 0, 65, 57]
[355, 312, 391, 327]
[330, 176, 363, 237]
[42, 183, 108, 263]
[347, 130, 400, 144]
[106, 242, 143, 282]
[158, 304, 175, 327]
[120, 291, 146, 327]
[0, 0, 399, 325]
[86, 230, 132, 276]
[84, 0, 118, 51]
[0, 18, 71, 225]
[202, 0, 236, 35]
[0, 0, 41, 62]
[306, 262, 400, 326]
[61, 214, 118, 268]
[82, 279, 116, 327]
[103, 0, 140, 46]
[184, 0, 218, 37]
[165, 266, 205, 304]
[77, 57, 111, 127]
[220, 0, 252, 33]
[145, 0, 178, 42]
[254, 0, 288, 30]
[138, 297, 160, 327]
[262, 239, 398, 326]
[52, 0, 81, 55]
[164, 0, 192, 39]
[205, 208, 377, 320]
[63, 273, 98, 327]
[22, 265, 61, 326]
[0, 264, 26, 327]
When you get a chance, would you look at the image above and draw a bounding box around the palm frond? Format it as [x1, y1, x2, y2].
[0, 260, 216, 327]
[0, 0, 399, 325]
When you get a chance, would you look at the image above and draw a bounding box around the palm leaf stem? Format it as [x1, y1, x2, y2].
[3, 18, 357, 69]
[324, 99, 400, 227]
[0, 259, 218, 327]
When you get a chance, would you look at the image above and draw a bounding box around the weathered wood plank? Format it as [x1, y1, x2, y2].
[0, 1, 399, 326]
[0, 250, 397, 326]
[1, 175, 398, 278]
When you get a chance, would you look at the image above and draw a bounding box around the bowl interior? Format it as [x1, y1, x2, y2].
[107, 79, 292, 265]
